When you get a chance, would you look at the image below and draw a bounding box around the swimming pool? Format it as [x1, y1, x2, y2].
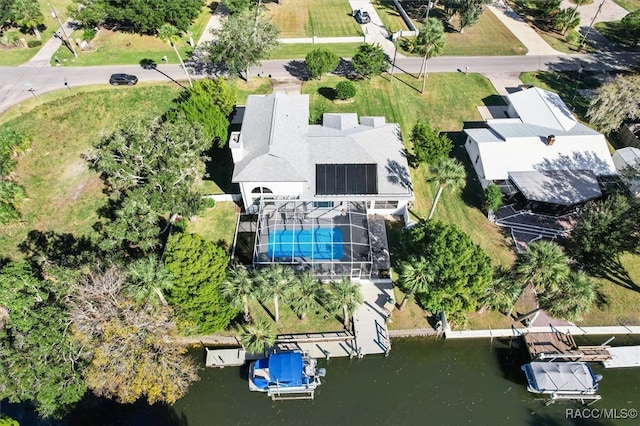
[267, 227, 344, 260]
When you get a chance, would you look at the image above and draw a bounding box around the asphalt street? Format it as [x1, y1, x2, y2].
[1, 51, 638, 114]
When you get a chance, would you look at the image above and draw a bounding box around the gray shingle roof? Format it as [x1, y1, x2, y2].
[232, 94, 412, 199]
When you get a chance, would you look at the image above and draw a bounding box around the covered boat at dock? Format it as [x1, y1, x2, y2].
[248, 351, 326, 400]
[521, 362, 602, 404]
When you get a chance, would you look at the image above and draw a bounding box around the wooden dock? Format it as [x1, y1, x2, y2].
[523, 331, 611, 362]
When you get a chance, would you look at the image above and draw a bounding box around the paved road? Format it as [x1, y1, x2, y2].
[2, 49, 637, 113]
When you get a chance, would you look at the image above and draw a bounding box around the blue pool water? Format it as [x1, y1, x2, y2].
[267, 227, 343, 260]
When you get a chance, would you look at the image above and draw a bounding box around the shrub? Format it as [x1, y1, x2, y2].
[335, 80, 356, 100]
[82, 28, 96, 42]
[483, 184, 503, 212]
[310, 103, 328, 124]
[27, 40, 42, 48]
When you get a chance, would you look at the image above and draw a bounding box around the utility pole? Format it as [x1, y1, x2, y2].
[420, 1, 434, 94]
[49, 4, 77, 58]
[390, 31, 399, 78]
[579, 0, 606, 51]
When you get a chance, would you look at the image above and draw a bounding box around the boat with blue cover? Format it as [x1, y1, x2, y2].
[248, 351, 326, 400]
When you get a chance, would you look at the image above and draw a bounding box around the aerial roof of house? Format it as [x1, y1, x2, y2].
[464, 87, 617, 183]
[232, 93, 412, 199]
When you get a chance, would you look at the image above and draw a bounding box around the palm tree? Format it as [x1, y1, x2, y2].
[158, 23, 193, 87]
[554, 7, 580, 36]
[427, 158, 466, 220]
[124, 255, 173, 306]
[221, 265, 256, 322]
[239, 319, 276, 354]
[417, 17, 446, 93]
[541, 271, 596, 321]
[328, 277, 363, 329]
[398, 257, 436, 311]
[480, 266, 522, 316]
[290, 272, 320, 320]
[256, 265, 295, 323]
[515, 240, 570, 295]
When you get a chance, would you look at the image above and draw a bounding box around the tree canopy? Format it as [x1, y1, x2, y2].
[587, 73, 640, 133]
[165, 78, 236, 147]
[4, 0, 44, 39]
[204, 10, 280, 81]
[89, 117, 211, 254]
[304, 48, 340, 80]
[409, 121, 452, 166]
[67, 266, 199, 405]
[0, 262, 87, 418]
[69, 0, 205, 34]
[401, 220, 492, 317]
[567, 194, 640, 267]
[352, 43, 387, 78]
[164, 231, 237, 333]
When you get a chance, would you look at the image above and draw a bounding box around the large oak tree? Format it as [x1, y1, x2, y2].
[401, 220, 492, 318]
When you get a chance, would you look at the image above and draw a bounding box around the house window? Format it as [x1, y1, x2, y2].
[313, 201, 334, 208]
[373, 200, 398, 209]
[251, 187, 273, 194]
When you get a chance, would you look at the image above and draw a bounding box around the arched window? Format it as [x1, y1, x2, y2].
[251, 187, 273, 194]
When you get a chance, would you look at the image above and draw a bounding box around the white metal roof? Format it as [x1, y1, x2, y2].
[508, 170, 602, 205]
[464, 88, 616, 182]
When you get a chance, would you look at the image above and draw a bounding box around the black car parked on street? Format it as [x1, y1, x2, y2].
[109, 73, 138, 85]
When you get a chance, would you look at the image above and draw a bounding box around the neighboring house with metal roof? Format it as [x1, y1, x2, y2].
[612, 147, 640, 197]
[229, 92, 413, 214]
[464, 87, 617, 206]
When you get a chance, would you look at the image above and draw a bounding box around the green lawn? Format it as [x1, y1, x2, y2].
[371, 0, 411, 32]
[0, 0, 74, 66]
[269, 43, 365, 60]
[613, 0, 640, 11]
[263, 0, 363, 38]
[397, 7, 526, 56]
[49, 2, 214, 66]
[187, 202, 238, 251]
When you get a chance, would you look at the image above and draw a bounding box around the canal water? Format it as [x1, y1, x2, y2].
[4, 336, 640, 425]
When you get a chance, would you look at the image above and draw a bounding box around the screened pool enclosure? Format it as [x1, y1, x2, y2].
[252, 200, 383, 279]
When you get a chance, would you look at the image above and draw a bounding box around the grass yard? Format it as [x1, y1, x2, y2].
[49, 2, 215, 66]
[440, 8, 527, 56]
[262, 0, 363, 38]
[246, 298, 345, 334]
[371, 0, 411, 32]
[268, 42, 365, 60]
[613, 0, 640, 11]
[0, 85, 182, 259]
[187, 202, 238, 251]
[395, 4, 526, 56]
[0, 0, 73, 66]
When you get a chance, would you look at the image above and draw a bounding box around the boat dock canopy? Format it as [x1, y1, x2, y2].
[270, 352, 304, 386]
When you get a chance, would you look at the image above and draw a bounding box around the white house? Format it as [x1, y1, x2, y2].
[464, 87, 617, 206]
[230, 92, 413, 214]
[229, 93, 413, 279]
[612, 147, 640, 196]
